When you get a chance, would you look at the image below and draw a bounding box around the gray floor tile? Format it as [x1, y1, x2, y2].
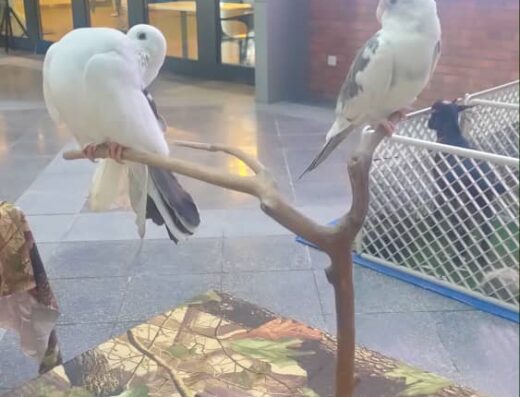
[15, 171, 91, 215]
[118, 273, 221, 321]
[34, 242, 59, 264]
[24, 214, 75, 243]
[46, 241, 141, 278]
[133, 238, 222, 275]
[42, 149, 96, 176]
[111, 321, 143, 338]
[222, 235, 311, 272]
[0, 331, 38, 389]
[174, 174, 259, 210]
[198, 208, 290, 238]
[51, 277, 128, 324]
[275, 114, 330, 135]
[353, 311, 459, 380]
[436, 311, 519, 397]
[314, 265, 470, 315]
[55, 323, 113, 362]
[64, 212, 140, 242]
[222, 270, 323, 324]
[10, 132, 68, 158]
[293, 179, 350, 206]
[0, 157, 56, 203]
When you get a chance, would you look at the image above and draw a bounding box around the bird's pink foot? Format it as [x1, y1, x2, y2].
[390, 107, 412, 122]
[82, 143, 98, 162]
[379, 120, 396, 136]
[106, 141, 125, 163]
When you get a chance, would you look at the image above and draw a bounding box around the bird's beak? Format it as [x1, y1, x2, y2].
[376, 0, 386, 23]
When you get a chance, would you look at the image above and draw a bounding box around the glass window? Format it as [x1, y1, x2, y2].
[220, 0, 254, 66]
[147, 0, 198, 60]
[88, 0, 129, 31]
[38, 0, 73, 42]
[0, 0, 27, 37]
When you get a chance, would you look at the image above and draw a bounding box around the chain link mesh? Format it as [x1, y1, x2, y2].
[461, 81, 520, 157]
[360, 82, 519, 311]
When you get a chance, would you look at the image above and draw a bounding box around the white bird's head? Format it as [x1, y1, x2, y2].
[376, 0, 439, 31]
[127, 24, 167, 87]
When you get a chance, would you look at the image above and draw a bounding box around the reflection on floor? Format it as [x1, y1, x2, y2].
[0, 54, 518, 397]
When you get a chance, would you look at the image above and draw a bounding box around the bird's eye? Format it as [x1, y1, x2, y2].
[138, 32, 147, 40]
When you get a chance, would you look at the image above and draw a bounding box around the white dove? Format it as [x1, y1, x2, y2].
[43, 25, 200, 242]
[300, 0, 441, 178]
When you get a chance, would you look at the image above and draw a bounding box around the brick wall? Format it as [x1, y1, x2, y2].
[309, 0, 520, 108]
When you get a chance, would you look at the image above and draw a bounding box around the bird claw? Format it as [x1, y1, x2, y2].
[82, 143, 99, 163]
[379, 120, 396, 136]
[380, 107, 411, 135]
[391, 107, 411, 122]
[106, 141, 125, 164]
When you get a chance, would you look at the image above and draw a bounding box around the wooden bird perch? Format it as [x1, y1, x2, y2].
[63, 121, 392, 397]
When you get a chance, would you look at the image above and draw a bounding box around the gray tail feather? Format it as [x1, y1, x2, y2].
[298, 129, 349, 180]
[146, 167, 200, 242]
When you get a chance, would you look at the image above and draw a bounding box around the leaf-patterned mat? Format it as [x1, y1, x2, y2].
[1, 291, 486, 397]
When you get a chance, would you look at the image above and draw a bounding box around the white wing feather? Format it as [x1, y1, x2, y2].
[82, 50, 169, 155]
[337, 33, 395, 125]
[42, 45, 62, 124]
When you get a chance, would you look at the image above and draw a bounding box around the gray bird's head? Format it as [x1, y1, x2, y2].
[377, 0, 438, 28]
[127, 24, 167, 87]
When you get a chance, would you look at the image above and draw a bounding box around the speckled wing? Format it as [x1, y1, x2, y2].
[336, 31, 395, 124]
[299, 32, 395, 177]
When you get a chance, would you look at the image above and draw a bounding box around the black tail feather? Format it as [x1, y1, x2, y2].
[145, 197, 179, 243]
[145, 167, 200, 242]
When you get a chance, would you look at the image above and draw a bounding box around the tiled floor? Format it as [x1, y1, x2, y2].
[0, 53, 518, 397]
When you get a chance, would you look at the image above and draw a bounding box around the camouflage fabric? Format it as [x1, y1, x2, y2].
[0, 201, 62, 373]
[1, 291, 486, 397]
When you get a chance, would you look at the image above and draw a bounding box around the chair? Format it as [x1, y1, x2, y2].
[220, 0, 254, 64]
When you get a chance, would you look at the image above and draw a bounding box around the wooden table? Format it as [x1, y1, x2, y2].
[148, 1, 253, 58]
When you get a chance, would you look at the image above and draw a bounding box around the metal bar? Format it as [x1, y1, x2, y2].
[195, 0, 220, 65]
[466, 80, 520, 100]
[180, 11, 188, 58]
[468, 98, 519, 110]
[381, 133, 520, 168]
[128, 0, 146, 27]
[72, 0, 90, 28]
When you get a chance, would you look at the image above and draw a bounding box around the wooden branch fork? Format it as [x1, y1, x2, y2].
[63, 121, 391, 397]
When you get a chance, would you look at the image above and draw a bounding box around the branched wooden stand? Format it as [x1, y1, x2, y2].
[64, 122, 391, 397]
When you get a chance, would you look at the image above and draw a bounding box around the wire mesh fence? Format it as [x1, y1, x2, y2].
[462, 81, 520, 158]
[392, 80, 520, 154]
[360, 82, 519, 311]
